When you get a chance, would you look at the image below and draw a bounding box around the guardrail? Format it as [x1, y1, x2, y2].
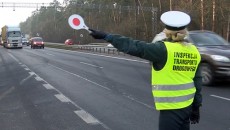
[45, 42, 127, 56]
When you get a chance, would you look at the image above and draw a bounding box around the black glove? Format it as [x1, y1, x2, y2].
[190, 107, 200, 124]
[89, 29, 107, 39]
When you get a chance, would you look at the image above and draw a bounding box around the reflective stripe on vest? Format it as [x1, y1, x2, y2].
[152, 82, 196, 110]
[152, 82, 194, 91]
[154, 93, 194, 103]
[152, 82, 195, 103]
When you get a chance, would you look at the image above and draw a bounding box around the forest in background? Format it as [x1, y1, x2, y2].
[20, 0, 230, 44]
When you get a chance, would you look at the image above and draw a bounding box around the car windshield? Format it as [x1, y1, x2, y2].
[22, 38, 27, 41]
[189, 33, 229, 46]
[8, 31, 21, 37]
[34, 38, 43, 41]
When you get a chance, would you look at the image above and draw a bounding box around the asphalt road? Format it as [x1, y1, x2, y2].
[0, 46, 229, 130]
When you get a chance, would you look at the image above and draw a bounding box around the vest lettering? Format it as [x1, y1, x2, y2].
[174, 59, 197, 65]
[173, 65, 196, 71]
[174, 52, 197, 59]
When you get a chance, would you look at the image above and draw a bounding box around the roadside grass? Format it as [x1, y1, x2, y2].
[45, 43, 79, 51]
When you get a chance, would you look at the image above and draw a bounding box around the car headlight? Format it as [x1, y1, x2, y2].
[210, 55, 230, 62]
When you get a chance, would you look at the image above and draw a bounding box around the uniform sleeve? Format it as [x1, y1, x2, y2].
[192, 64, 202, 109]
[104, 34, 167, 65]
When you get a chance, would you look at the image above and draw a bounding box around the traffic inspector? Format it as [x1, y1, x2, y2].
[89, 11, 202, 130]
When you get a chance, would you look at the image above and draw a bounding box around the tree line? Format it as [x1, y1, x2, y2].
[20, 0, 230, 44]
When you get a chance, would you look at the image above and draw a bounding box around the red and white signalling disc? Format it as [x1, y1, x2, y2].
[68, 14, 89, 31]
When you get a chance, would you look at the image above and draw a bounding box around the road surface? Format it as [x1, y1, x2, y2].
[0, 46, 229, 130]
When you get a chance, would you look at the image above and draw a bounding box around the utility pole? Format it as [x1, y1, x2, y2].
[170, 0, 172, 10]
[212, 0, 216, 32]
[227, 15, 230, 41]
[158, 0, 162, 13]
[152, 9, 158, 38]
[54, 5, 57, 30]
[135, 0, 138, 39]
[200, 0, 204, 30]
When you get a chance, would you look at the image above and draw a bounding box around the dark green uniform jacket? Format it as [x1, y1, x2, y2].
[105, 34, 202, 109]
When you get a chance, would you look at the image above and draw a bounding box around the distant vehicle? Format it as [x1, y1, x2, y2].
[152, 30, 230, 85]
[30, 37, 44, 49]
[1, 25, 23, 49]
[24, 34, 30, 40]
[65, 39, 74, 45]
[22, 38, 29, 46]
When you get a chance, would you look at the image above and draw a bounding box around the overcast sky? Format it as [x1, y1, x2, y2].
[0, 0, 64, 28]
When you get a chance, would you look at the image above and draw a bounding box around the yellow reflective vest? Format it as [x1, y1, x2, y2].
[152, 42, 201, 110]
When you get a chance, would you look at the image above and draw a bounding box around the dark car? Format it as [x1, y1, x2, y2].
[187, 30, 230, 85]
[30, 37, 44, 49]
[64, 39, 74, 45]
[22, 38, 29, 46]
[152, 30, 230, 85]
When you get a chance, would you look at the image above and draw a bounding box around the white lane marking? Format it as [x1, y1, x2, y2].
[8, 54, 33, 84]
[18, 51, 153, 110]
[24, 47, 148, 111]
[21, 64, 27, 67]
[211, 95, 230, 101]
[47, 47, 149, 64]
[20, 74, 33, 85]
[8, 53, 20, 62]
[24, 68, 30, 71]
[7, 52, 111, 129]
[74, 110, 100, 125]
[0, 87, 15, 100]
[29, 72, 35, 75]
[35, 76, 43, 81]
[46, 53, 54, 56]
[80, 62, 103, 68]
[43, 84, 54, 90]
[125, 95, 155, 109]
[49, 64, 111, 91]
[55, 94, 71, 102]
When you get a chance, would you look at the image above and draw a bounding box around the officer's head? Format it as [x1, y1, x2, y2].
[160, 11, 191, 42]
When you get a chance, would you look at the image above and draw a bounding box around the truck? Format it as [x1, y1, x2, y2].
[1, 25, 23, 49]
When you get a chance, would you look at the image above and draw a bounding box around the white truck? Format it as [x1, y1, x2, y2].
[1, 25, 23, 49]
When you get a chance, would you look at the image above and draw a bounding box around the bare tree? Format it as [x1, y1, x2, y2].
[158, 0, 162, 13]
[212, 0, 216, 31]
[170, 0, 172, 10]
[227, 15, 230, 41]
[200, 0, 204, 30]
